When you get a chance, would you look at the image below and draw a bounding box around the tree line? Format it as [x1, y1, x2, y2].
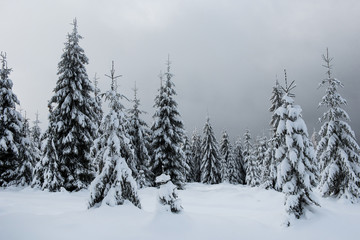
[1, 19, 359, 225]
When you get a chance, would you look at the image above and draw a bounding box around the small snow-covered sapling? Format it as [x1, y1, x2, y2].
[155, 174, 183, 213]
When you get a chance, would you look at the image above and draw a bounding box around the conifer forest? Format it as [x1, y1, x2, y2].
[1, 1, 360, 239]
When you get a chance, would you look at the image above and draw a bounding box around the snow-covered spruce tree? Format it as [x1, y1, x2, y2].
[150, 58, 186, 187]
[25, 114, 40, 169]
[246, 137, 262, 187]
[0, 52, 28, 187]
[275, 71, 318, 225]
[128, 83, 153, 187]
[182, 135, 192, 182]
[227, 145, 240, 184]
[48, 19, 97, 191]
[150, 72, 165, 178]
[200, 116, 221, 184]
[233, 137, 246, 184]
[190, 129, 202, 182]
[254, 136, 267, 186]
[262, 139, 276, 189]
[219, 131, 231, 182]
[28, 112, 42, 187]
[242, 129, 253, 182]
[270, 80, 284, 133]
[33, 105, 64, 191]
[317, 49, 360, 202]
[91, 74, 103, 173]
[31, 158, 45, 188]
[264, 80, 284, 190]
[93, 73, 103, 130]
[31, 111, 42, 151]
[41, 138, 63, 192]
[88, 63, 141, 209]
[10, 114, 38, 186]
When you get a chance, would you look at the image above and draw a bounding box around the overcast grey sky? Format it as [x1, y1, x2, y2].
[1, 0, 360, 142]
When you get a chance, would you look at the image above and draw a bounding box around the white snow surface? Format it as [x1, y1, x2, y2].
[1, 183, 360, 240]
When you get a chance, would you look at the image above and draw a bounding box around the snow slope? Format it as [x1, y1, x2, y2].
[0, 183, 359, 240]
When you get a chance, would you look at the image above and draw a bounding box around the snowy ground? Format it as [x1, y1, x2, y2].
[1, 183, 359, 240]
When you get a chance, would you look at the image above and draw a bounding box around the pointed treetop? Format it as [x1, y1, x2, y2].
[24, 110, 28, 121]
[281, 69, 296, 98]
[1, 52, 8, 69]
[94, 73, 100, 87]
[158, 70, 163, 88]
[93, 73, 101, 98]
[105, 61, 122, 91]
[66, 18, 82, 45]
[322, 48, 333, 79]
[71, 18, 78, 30]
[69, 18, 78, 38]
[133, 81, 138, 100]
[33, 111, 41, 126]
[166, 54, 171, 73]
[204, 112, 211, 128]
[222, 130, 228, 137]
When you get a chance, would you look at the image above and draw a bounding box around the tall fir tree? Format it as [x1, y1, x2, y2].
[128, 82, 153, 187]
[317, 49, 360, 202]
[190, 129, 202, 182]
[200, 116, 222, 184]
[219, 131, 231, 182]
[88, 62, 141, 209]
[150, 57, 186, 187]
[275, 71, 318, 225]
[233, 137, 246, 184]
[0, 52, 29, 187]
[48, 19, 97, 191]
